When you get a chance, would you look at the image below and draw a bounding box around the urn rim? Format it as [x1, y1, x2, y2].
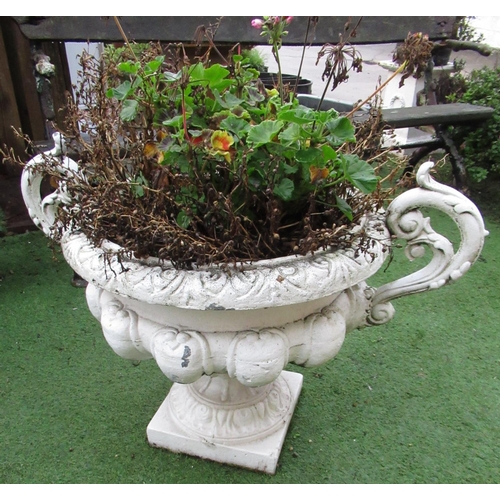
[60, 211, 390, 311]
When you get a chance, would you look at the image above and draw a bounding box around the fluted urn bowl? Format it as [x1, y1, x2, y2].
[21, 134, 488, 474]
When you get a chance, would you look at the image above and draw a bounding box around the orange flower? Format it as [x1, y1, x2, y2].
[210, 130, 234, 163]
[189, 135, 204, 146]
[143, 141, 159, 159]
[188, 129, 212, 147]
[143, 141, 166, 163]
[211, 130, 234, 151]
[309, 165, 329, 184]
[156, 129, 168, 141]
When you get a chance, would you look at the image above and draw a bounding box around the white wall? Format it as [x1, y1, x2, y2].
[469, 16, 500, 48]
[65, 42, 103, 91]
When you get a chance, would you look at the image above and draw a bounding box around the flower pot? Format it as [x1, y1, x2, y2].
[258, 72, 313, 94]
[432, 46, 453, 67]
[21, 134, 488, 474]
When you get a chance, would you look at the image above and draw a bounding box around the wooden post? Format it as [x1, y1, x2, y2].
[38, 40, 73, 134]
[0, 21, 26, 165]
[0, 17, 46, 144]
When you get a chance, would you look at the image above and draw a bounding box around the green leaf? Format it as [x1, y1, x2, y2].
[280, 161, 299, 175]
[120, 99, 138, 121]
[220, 115, 251, 138]
[277, 107, 315, 125]
[162, 115, 185, 129]
[343, 154, 379, 193]
[314, 109, 340, 125]
[335, 195, 353, 221]
[247, 165, 265, 190]
[131, 184, 144, 197]
[245, 86, 266, 105]
[164, 70, 182, 81]
[144, 56, 164, 74]
[279, 123, 302, 146]
[187, 62, 205, 82]
[188, 63, 231, 92]
[189, 113, 208, 129]
[117, 61, 139, 75]
[203, 64, 230, 85]
[214, 90, 243, 109]
[231, 105, 251, 120]
[247, 120, 284, 147]
[326, 117, 356, 145]
[225, 93, 244, 108]
[176, 211, 191, 229]
[130, 172, 148, 198]
[131, 75, 143, 89]
[107, 80, 132, 101]
[273, 177, 294, 201]
[177, 155, 191, 174]
[295, 148, 323, 164]
[321, 144, 337, 162]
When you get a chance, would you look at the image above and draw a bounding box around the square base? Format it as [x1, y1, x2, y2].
[147, 370, 303, 474]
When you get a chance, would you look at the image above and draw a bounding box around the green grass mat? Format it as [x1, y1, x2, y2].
[1, 210, 499, 483]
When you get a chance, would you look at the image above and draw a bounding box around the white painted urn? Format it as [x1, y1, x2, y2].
[21, 134, 488, 474]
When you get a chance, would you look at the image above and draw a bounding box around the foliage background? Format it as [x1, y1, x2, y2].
[446, 67, 500, 183]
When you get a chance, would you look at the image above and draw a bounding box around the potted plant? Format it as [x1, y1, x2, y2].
[10, 17, 487, 474]
[240, 47, 268, 73]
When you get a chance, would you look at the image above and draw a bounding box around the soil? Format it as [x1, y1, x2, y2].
[2, 155, 498, 239]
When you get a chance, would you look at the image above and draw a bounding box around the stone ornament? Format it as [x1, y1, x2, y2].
[21, 132, 78, 238]
[21, 133, 488, 474]
[85, 282, 370, 385]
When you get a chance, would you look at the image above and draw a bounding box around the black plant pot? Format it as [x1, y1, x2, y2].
[432, 47, 452, 66]
[258, 72, 313, 95]
[297, 94, 369, 114]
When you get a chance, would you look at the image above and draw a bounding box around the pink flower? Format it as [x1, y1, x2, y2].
[251, 18, 264, 29]
[285, 16, 293, 24]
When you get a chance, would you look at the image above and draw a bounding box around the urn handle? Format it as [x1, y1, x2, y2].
[367, 161, 488, 325]
[21, 132, 79, 239]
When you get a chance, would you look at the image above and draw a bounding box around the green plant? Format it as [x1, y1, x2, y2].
[5, 17, 418, 269]
[61, 40, 381, 268]
[240, 48, 267, 73]
[251, 16, 292, 103]
[447, 67, 500, 183]
[442, 17, 486, 74]
[454, 16, 485, 44]
[102, 42, 151, 65]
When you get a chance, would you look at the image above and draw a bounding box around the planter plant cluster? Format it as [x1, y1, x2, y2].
[28, 17, 388, 269]
[4, 17, 488, 474]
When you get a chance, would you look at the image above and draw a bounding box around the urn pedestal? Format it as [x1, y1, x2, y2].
[21, 135, 488, 474]
[72, 225, 387, 474]
[147, 372, 303, 472]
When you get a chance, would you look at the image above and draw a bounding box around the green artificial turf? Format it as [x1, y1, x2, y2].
[1, 208, 499, 484]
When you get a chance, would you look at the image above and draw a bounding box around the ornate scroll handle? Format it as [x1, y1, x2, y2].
[367, 161, 489, 326]
[21, 132, 79, 239]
